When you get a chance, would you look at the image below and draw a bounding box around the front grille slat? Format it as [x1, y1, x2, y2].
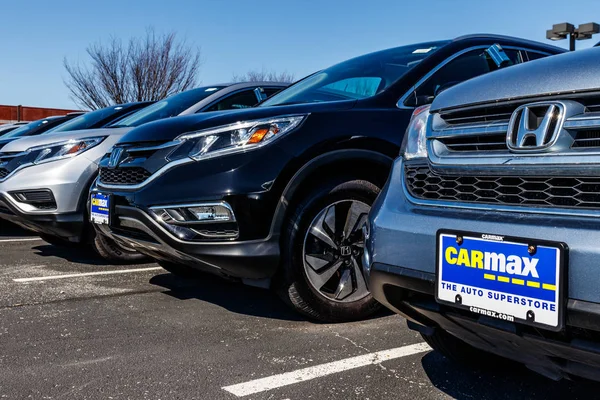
[99, 167, 151, 186]
[405, 165, 600, 209]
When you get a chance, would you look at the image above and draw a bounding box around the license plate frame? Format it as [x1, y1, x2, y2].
[90, 192, 111, 225]
[435, 229, 567, 331]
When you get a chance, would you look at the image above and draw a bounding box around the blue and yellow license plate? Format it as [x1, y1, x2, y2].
[436, 231, 566, 330]
[90, 193, 111, 225]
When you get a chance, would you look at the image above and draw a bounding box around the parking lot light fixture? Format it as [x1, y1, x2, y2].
[547, 22, 600, 51]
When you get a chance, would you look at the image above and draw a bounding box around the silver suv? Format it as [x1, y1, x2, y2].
[365, 47, 600, 381]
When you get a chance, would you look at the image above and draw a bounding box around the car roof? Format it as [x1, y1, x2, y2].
[453, 33, 566, 54]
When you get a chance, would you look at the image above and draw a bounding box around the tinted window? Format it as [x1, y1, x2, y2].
[2, 118, 66, 139]
[264, 88, 283, 97]
[526, 51, 548, 61]
[407, 47, 522, 105]
[47, 104, 146, 133]
[205, 90, 259, 112]
[261, 40, 449, 107]
[112, 86, 227, 128]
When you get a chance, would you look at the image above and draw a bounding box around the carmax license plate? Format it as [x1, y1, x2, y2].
[436, 231, 566, 331]
[90, 193, 111, 225]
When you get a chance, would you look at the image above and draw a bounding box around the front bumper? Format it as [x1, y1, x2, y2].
[0, 155, 99, 241]
[366, 158, 600, 380]
[93, 204, 280, 279]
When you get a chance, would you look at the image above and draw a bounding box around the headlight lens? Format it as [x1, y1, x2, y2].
[174, 115, 307, 161]
[28, 137, 106, 165]
[400, 105, 431, 160]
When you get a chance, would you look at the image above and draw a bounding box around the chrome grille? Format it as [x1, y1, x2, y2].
[405, 165, 600, 209]
[571, 130, 600, 148]
[99, 167, 151, 185]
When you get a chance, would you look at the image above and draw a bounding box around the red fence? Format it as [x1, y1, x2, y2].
[0, 104, 82, 124]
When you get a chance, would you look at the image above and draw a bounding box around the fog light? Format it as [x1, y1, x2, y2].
[188, 204, 234, 222]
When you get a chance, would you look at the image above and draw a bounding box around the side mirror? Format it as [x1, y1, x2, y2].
[485, 44, 511, 69]
[404, 94, 435, 108]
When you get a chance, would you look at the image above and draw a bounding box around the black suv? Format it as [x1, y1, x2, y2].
[91, 35, 564, 322]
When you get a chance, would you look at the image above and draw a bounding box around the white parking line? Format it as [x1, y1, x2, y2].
[13, 267, 164, 283]
[0, 238, 43, 243]
[222, 342, 431, 397]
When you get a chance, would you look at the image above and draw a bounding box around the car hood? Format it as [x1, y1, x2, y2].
[118, 100, 356, 144]
[432, 47, 600, 112]
[0, 127, 132, 153]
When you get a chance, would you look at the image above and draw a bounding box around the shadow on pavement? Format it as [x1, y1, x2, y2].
[421, 351, 597, 399]
[150, 272, 312, 322]
[0, 220, 36, 237]
[31, 244, 114, 266]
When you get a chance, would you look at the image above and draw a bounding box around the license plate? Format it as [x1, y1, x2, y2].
[90, 193, 111, 225]
[436, 230, 566, 331]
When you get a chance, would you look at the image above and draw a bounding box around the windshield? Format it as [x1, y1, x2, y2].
[260, 41, 449, 107]
[47, 105, 129, 133]
[111, 86, 227, 128]
[2, 119, 55, 139]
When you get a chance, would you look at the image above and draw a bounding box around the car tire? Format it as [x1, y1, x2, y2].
[276, 179, 381, 322]
[421, 329, 509, 368]
[92, 232, 151, 263]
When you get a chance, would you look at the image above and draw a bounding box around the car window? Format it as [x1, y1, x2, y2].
[205, 90, 260, 112]
[406, 47, 522, 106]
[264, 88, 283, 97]
[321, 77, 382, 99]
[526, 51, 548, 61]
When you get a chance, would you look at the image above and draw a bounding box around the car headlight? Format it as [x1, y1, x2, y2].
[400, 105, 431, 160]
[170, 115, 307, 161]
[28, 137, 106, 165]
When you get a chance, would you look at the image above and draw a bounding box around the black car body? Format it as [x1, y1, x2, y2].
[91, 35, 564, 322]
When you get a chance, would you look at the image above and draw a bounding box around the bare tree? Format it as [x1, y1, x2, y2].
[64, 28, 202, 109]
[232, 68, 295, 84]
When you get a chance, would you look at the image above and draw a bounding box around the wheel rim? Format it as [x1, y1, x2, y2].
[303, 199, 371, 303]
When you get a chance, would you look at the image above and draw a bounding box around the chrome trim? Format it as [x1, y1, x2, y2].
[396, 45, 552, 110]
[428, 122, 509, 138]
[506, 101, 565, 152]
[149, 201, 237, 224]
[96, 158, 193, 190]
[122, 141, 180, 153]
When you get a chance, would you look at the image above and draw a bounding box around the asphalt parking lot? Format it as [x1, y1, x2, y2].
[0, 221, 597, 399]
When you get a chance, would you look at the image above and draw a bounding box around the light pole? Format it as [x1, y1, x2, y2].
[546, 22, 600, 51]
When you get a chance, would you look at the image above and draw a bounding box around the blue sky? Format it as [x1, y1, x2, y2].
[1, 0, 599, 109]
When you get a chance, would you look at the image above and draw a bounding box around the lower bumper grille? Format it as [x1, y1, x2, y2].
[99, 167, 151, 185]
[404, 165, 600, 209]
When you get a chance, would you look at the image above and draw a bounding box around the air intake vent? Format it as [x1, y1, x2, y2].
[439, 104, 517, 126]
[572, 130, 600, 148]
[0, 168, 8, 179]
[439, 134, 508, 152]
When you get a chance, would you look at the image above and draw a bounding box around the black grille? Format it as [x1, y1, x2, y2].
[99, 167, 151, 185]
[572, 130, 600, 148]
[405, 165, 600, 209]
[438, 134, 508, 152]
[0, 168, 9, 179]
[439, 104, 516, 126]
